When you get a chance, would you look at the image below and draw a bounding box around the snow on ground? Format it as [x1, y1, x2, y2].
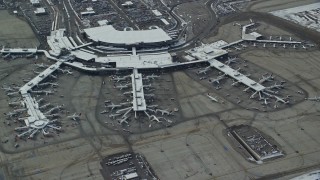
[270, 2, 320, 32]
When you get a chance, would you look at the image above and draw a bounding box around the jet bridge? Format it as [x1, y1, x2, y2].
[131, 69, 147, 111]
[255, 40, 302, 44]
[242, 23, 257, 40]
[21, 93, 48, 129]
[20, 59, 65, 94]
[0, 48, 38, 54]
[208, 59, 266, 92]
[18, 59, 66, 131]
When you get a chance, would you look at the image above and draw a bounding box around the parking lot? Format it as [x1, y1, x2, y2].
[100, 152, 158, 179]
[0, 0, 320, 179]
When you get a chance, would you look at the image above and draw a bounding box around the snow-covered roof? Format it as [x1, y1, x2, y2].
[97, 20, 109, 26]
[47, 29, 75, 56]
[152, 9, 162, 16]
[95, 52, 172, 68]
[34, 8, 46, 14]
[71, 50, 97, 61]
[131, 69, 146, 111]
[30, 0, 40, 4]
[84, 25, 172, 45]
[161, 18, 170, 25]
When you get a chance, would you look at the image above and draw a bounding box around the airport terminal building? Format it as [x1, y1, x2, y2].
[83, 25, 174, 48]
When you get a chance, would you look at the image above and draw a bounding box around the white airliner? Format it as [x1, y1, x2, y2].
[30, 90, 54, 95]
[197, 66, 211, 75]
[7, 91, 19, 97]
[150, 115, 161, 123]
[49, 74, 57, 79]
[115, 107, 132, 114]
[114, 84, 129, 90]
[109, 113, 121, 119]
[260, 98, 269, 105]
[65, 70, 73, 75]
[113, 75, 130, 82]
[2, 85, 16, 92]
[8, 100, 22, 107]
[67, 113, 81, 121]
[143, 84, 152, 88]
[305, 96, 320, 102]
[146, 74, 160, 80]
[209, 74, 226, 85]
[45, 105, 63, 114]
[274, 95, 289, 104]
[100, 110, 108, 114]
[225, 57, 237, 65]
[106, 102, 123, 110]
[5, 111, 18, 117]
[117, 116, 129, 125]
[144, 94, 155, 98]
[156, 109, 173, 116]
[206, 93, 218, 102]
[39, 103, 51, 110]
[267, 82, 284, 90]
[259, 73, 274, 84]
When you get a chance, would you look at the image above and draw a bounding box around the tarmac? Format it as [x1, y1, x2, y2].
[0, 0, 320, 179]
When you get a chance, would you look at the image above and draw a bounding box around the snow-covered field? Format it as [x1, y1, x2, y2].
[270, 2, 320, 32]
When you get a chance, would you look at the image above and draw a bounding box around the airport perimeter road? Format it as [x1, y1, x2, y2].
[169, 0, 218, 52]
